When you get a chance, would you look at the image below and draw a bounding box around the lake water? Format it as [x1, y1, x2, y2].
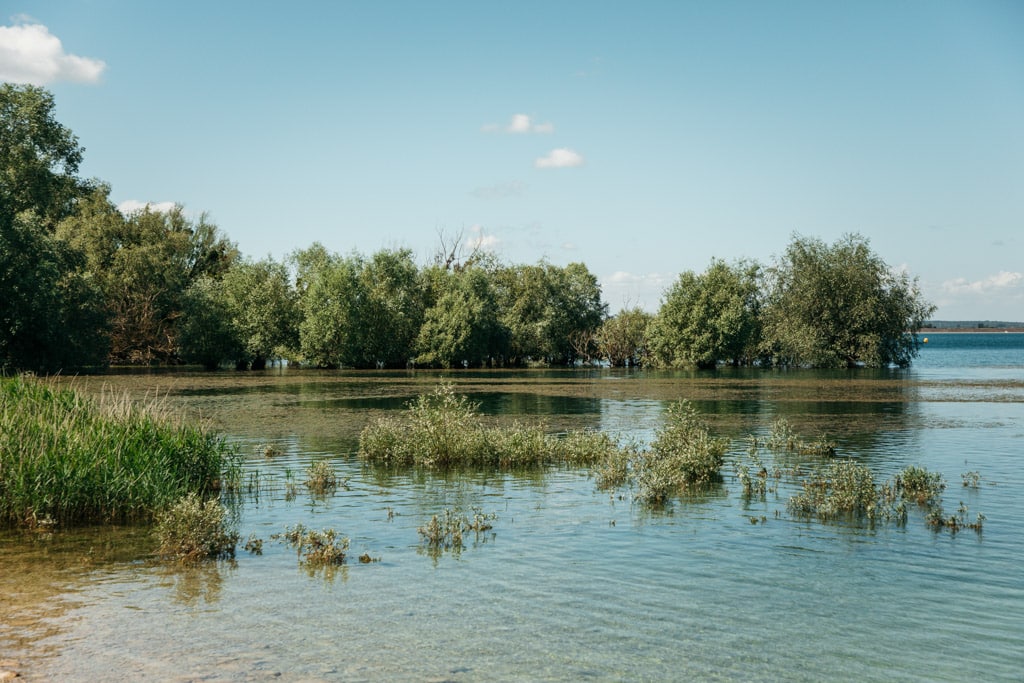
[2, 334, 1022, 681]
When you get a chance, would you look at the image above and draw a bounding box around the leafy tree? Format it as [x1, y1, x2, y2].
[358, 248, 424, 367]
[220, 257, 298, 369]
[0, 84, 88, 229]
[295, 246, 362, 368]
[0, 211, 107, 372]
[760, 233, 934, 368]
[415, 266, 507, 368]
[178, 276, 242, 370]
[596, 307, 653, 367]
[648, 259, 761, 368]
[495, 261, 606, 365]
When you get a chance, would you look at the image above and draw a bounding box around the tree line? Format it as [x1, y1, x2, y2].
[1, 84, 934, 373]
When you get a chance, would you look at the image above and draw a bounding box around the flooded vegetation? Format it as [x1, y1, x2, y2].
[1, 334, 1022, 681]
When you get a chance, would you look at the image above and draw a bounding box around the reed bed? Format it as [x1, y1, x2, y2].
[0, 376, 234, 528]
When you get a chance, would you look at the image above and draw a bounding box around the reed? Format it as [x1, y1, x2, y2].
[0, 376, 235, 528]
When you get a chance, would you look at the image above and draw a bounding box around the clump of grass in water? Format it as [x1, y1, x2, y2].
[418, 507, 496, 551]
[0, 376, 235, 528]
[154, 493, 239, 563]
[304, 460, 340, 494]
[765, 418, 835, 456]
[274, 524, 349, 566]
[735, 440, 781, 499]
[358, 383, 633, 469]
[961, 470, 982, 489]
[894, 465, 946, 505]
[787, 460, 884, 521]
[927, 501, 985, 534]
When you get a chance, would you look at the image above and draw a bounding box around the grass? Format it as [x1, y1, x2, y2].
[274, 524, 349, 566]
[0, 376, 236, 528]
[358, 383, 633, 469]
[417, 507, 496, 553]
[154, 493, 239, 563]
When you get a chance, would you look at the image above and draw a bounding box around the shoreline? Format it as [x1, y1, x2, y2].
[919, 328, 1024, 334]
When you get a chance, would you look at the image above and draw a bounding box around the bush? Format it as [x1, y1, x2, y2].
[787, 460, 880, 521]
[275, 524, 348, 566]
[155, 493, 238, 563]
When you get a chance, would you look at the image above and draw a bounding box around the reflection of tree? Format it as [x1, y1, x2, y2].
[159, 561, 233, 607]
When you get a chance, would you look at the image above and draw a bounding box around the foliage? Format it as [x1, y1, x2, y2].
[417, 507, 496, 551]
[0, 83, 86, 228]
[274, 524, 349, 566]
[1, 211, 108, 372]
[787, 460, 881, 521]
[0, 376, 234, 528]
[764, 418, 836, 456]
[648, 259, 761, 368]
[596, 307, 652, 367]
[155, 493, 239, 563]
[760, 233, 935, 368]
[633, 400, 729, 504]
[304, 460, 339, 494]
[358, 384, 634, 468]
[415, 265, 507, 368]
[177, 275, 243, 369]
[219, 256, 298, 368]
[894, 465, 946, 505]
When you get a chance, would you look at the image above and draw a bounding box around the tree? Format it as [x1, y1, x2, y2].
[220, 257, 298, 369]
[647, 259, 761, 368]
[0, 211, 107, 372]
[415, 265, 507, 368]
[0, 84, 88, 229]
[760, 233, 934, 368]
[494, 261, 606, 365]
[596, 307, 653, 367]
[295, 246, 362, 368]
[178, 275, 243, 370]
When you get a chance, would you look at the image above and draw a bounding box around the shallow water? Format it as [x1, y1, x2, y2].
[2, 334, 1023, 681]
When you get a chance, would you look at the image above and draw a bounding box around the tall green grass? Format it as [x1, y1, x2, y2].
[0, 376, 234, 528]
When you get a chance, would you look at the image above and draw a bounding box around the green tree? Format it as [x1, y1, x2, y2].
[495, 261, 606, 365]
[0, 84, 88, 229]
[178, 275, 242, 370]
[295, 246, 361, 368]
[415, 265, 507, 368]
[596, 307, 653, 367]
[760, 233, 934, 368]
[0, 211, 107, 372]
[648, 259, 761, 368]
[220, 257, 298, 369]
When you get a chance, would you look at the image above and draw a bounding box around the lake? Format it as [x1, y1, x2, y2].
[2, 333, 1022, 681]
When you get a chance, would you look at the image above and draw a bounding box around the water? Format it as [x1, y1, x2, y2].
[2, 334, 1022, 681]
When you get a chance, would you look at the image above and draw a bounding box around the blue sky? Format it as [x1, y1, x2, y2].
[3, 1, 1022, 320]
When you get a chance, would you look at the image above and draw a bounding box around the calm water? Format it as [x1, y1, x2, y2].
[2, 334, 1022, 681]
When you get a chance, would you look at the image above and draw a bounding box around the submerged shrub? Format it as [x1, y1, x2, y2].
[787, 460, 879, 521]
[926, 502, 984, 534]
[417, 507, 496, 551]
[765, 418, 835, 456]
[155, 493, 239, 563]
[358, 383, 634, 469]
[304, 460, 339, 494]
[895, 466, 946, 505]
[274, 524, 349, 566]
[0, 377, 235, 528]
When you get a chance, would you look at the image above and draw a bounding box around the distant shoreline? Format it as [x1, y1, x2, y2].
[919, 328, 1024, 334]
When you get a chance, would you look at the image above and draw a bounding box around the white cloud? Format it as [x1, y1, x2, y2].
[941, 271, 1023, 295]
[482, 113, 554, 134]
[535, 148, 584, 169]
[467, 224, 499, 251]
[471, 180, 526, 199]
[0, 22, 106, 85]
[601, 271, 672, 312]
[117, 200, 177, 216]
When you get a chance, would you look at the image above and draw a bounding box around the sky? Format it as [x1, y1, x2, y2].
[2, 1, 1022, 320]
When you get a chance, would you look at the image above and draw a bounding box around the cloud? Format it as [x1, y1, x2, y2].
[0, 21, 106, 85]
[941, 271, 1023, 295]
[471, 180, 526, 199]
[535, 148, 584, 169]
[482, 113, 554, 134]
[117, 200, 177, 216]
[601, 271, 672, 312]
[467, 224, 499, 251]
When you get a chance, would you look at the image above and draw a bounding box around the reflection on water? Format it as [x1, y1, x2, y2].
[2, 336, 1021, 681]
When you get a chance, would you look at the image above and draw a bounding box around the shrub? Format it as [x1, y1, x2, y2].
[788, 460, 879, 520]
[417, 507, 496, 551]
[304, 460, 339, 494]
[275, 524, 348, 566]
[895, 466, 945, 505]
[155, 493, 239, 563]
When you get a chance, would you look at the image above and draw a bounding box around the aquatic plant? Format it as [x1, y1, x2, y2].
[154, 493, 239, 563]
[358, 383, 634, 469]
[787, 460, 880, 521]
[0, 376, 235, 528]
[274, 524, 349, 566]
[417, 507, 496, 550]
[243, 534, 264, 555]
[961, 471, 982, 489]
[926, 502, 985, 534]
[735, 447, 780, 499]
[304, 460, 339, 494]
[894, 466, 946, 505]
[765, 418, 835, 456]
